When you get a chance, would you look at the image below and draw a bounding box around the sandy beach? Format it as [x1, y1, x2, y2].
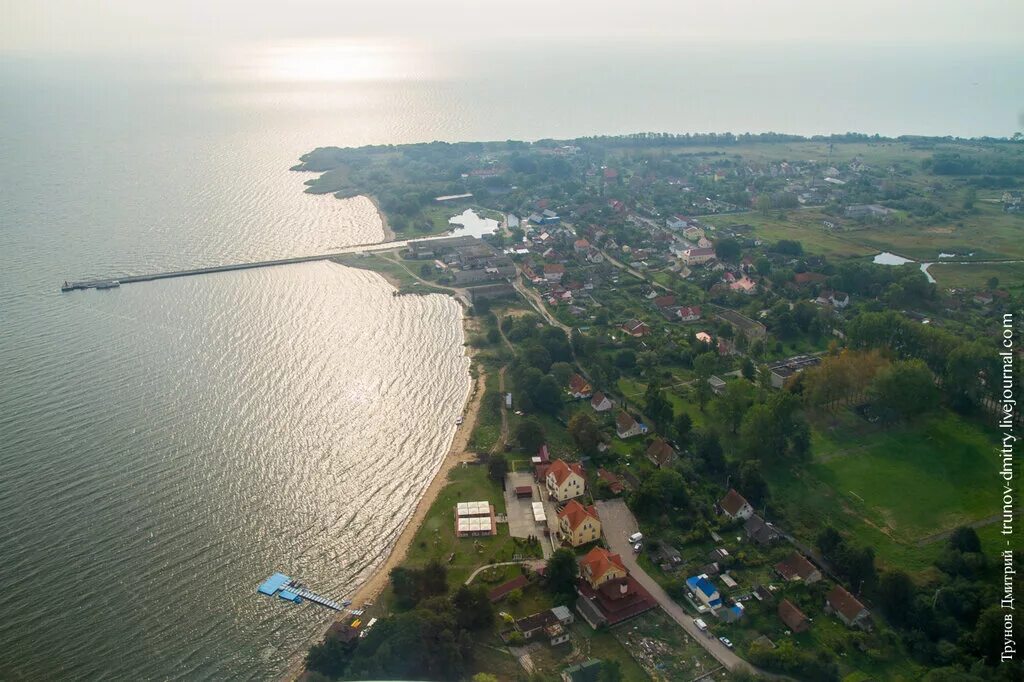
[365, 195, 396, 242]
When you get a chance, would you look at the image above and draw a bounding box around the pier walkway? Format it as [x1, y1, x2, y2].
[60, 239, 408, 292]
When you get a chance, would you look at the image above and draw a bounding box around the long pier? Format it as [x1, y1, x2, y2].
[60, 240, 408, 292]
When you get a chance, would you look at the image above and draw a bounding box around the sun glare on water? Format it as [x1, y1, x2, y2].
[247, 40, 420, 83]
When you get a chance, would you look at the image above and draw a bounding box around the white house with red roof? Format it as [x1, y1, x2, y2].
[718, 489, 754, 520]
[615, 411, 647, 439]
[545, 459, 586, 501]
[590, 391, 613, 412]
[676, 305, 702, 322]
[568, 374, 593, 399]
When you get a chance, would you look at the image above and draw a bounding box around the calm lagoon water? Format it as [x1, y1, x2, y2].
[1, 39, 1021, 678]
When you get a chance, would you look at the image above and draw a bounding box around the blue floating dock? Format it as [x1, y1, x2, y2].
[257, 572, 291, 596]
[278, 590, 302, 603]
[256, 572, 345, 611]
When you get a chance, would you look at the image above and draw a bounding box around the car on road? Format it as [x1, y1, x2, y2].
[719, 636, 733, 649]
[455, 416, 464, 425]
[693, 618, 708, 631]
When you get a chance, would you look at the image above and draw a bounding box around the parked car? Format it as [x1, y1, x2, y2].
[628, 532, 643, 544]
[719, 636, 733, 649]
[694, 618, 708, 632]
[632, 542, 642, 553]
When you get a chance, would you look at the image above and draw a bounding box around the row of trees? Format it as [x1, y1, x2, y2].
[847, 310, 1007, 413]
[306, 562, 495, 680]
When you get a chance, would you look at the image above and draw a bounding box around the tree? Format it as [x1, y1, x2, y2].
[614, 349, 636, 369]
[644, 381, 674, 433]
[756, 195, 772, 216]
[738, 460, 768, 507]
[987, 276, 1000, 290]
[949, 526, 982, 554]
[568, 412, 601, 455]
[452, 585, 494, 631]
[634, 469, 689, 517]
[816, 527, 843, 556]
[755, 256, 772, 277]
[549, 361, 574, 387]
[713, 380, 755, 434]
[487, 453, 508, 483]
[515, 419, 545, 453]
[878, 570, 915, 627]
[531, 375, 564, 415]
[673, 412, 693, 447]
[715, 238, 742, 262]
[546, 549, 578, 602]
[741, 357, 755, 381]
[870, 359, 937, 421]
[695, 430, 725, 474]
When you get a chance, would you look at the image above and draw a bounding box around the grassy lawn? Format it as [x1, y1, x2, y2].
[712, 211, 876, 260]
[331, 252, 453, 296]
[929, 260, 1024, 292]
[398, 464, 542, 591]
[469, 368, 503, 452]
[768, 409, 998, 575]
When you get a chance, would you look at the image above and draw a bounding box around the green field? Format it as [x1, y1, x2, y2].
[929, 260, 1024, 292]
[768, 409, 999, 574]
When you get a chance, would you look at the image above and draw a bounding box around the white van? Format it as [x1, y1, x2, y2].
[693, 618, 708, 631]
[628, 532, 643, 544]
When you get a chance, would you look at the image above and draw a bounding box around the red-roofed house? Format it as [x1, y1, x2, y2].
[568, 373, 593, 399]
[646, 438, 676, 468]
[579, 547, 627, 589]
[573, 239, 591, 254]
[488, 574, 529, 602]
[778, 599, 810, 633]
[652, 295, 676, 309]
[826, 586, 871, 629]
[620, 319, 650, 337]
[590, 391, 613, 412]
[557, 500, 601, 547]
[676, 305, 702, 322]
[775, 552, 823, 584]
[545, 459, 586, 501]
[718, 489, 754, 520]
[615, 411, 647, 439]
[543, 264, 566, 282]
[597, 468, 624, 495]
[730, 276, 758, 295]
[575, 548, 657, 629]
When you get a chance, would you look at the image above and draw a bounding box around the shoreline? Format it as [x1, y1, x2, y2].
[286, 309, 484, 681]
[365, 195, 396, 243]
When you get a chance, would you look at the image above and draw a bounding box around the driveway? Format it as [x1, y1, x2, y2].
[595, 499, 754, 674]
[504, 473, 540, 536]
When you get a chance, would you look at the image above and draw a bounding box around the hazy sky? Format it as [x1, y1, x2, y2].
[3, 0, 1023, 55]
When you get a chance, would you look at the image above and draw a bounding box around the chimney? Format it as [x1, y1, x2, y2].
[620, 582, 628, 595]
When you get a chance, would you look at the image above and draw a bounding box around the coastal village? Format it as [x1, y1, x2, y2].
[297, 135, 1024, 682]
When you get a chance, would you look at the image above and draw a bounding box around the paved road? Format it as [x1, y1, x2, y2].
[595, 499, 754, 675]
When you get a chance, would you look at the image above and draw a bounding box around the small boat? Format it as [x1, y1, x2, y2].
[61, 281, 74, 292]
[341, 599, 352, 607]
